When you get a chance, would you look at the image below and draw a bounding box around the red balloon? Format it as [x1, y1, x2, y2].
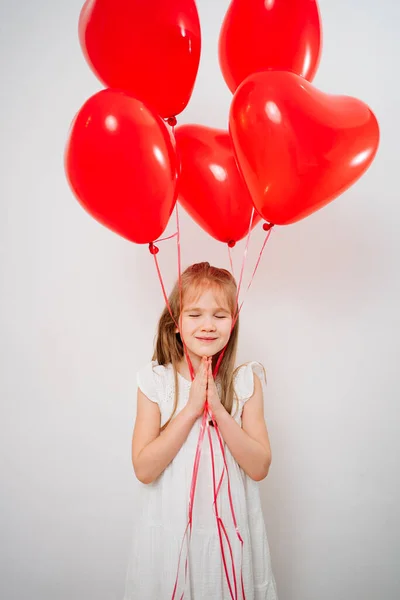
[175, 125, 261, 244]
[219, 0, 322, 93]
[79, 0, 201, 119]
[229, 71, 379, 225]
[65, 89, 179, 244]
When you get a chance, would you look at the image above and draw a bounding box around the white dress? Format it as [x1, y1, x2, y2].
[123, 361, 278, 600]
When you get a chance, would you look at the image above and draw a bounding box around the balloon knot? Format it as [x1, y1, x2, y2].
[149, 242, 159, 255]
[263, 222, 274, 231]
[166, 116, 177, 127]
[228, 240, 236, 248]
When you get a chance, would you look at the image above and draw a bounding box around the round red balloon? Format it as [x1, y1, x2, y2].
[79, 0, 201, 118]
[175, 125, 261, 243]
[229, 71, 380, 225]
[65, 89, 179, 244]
[219, 0, 322, 93]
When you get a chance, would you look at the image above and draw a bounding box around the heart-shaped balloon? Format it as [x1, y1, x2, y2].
[79, 0, 201, 118]
[229, 71, 380, 225]
[65, 89, 179, 244]
[175, 125, 260, 244]
[219, 0, 322, 93]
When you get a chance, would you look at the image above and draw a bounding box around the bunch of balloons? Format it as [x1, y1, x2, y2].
[65, 0, 379, 247]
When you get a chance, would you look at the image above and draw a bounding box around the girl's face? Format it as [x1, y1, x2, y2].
[178, 286, 233, 361]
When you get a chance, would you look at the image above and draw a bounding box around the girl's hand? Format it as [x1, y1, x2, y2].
[206, 358, 224, 419]
[185, 356, 208, 418]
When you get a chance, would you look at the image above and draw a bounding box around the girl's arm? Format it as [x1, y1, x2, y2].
[212, 374, 272, 481]
[132, 388, 198, 484]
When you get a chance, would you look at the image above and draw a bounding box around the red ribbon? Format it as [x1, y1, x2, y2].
[150, 205, 274, 598]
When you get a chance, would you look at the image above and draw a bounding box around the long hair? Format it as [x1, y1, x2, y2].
[152, 262, 240, 431]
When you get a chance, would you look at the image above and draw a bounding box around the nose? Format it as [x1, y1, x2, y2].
[201, 316, 216, 331]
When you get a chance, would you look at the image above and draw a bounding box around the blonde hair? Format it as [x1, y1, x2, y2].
[152, 262, 240, 431]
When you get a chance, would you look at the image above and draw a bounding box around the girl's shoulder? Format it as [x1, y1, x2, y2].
[136, 360, 172, 404]
[233, 361, 267, 402]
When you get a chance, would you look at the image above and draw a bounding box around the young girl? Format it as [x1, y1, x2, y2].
[124, 262, 278, 599]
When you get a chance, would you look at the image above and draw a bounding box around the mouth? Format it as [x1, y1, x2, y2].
[196, 337, 218, 342]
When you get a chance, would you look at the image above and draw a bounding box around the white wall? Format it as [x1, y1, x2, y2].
[1, 1, 399, 599]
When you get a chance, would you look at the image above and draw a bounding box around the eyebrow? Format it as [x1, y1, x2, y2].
[183, 306, 231, 313]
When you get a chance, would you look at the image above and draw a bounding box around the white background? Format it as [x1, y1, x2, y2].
[1, 1, 399, 599]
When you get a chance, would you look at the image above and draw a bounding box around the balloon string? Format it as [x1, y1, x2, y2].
[154, 210, 272, 599]
[204, 223, 275, 599]
[151, 209, 194, 381]
[151, 250, 190, 372]
[208, 408, 246, 599]
[236, 225, 274, 315]
[206, 208, 259, 598]
[175, 203, 195, 380]
[208, 420, 239, 599]
[171, 203, 203, 599]
[203, 212, 258, 599]
[171, 203, 239, 596]
[235, 207, 254, 309]
[214, 208, 255, 378]
[214, 223, 273, 380]
[171, 408, 209, 599]
[152, 252, 175, 324]
[155, 232, 178, 243]
[228, 245, 235, 278]
[150, 210, 208, 598]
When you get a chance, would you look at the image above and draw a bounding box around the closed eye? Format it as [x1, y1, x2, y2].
[188, 314, 228, 318]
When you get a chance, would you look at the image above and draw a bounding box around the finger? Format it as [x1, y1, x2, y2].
[195, 358, 206, 383]
[202, 357, 208, 379]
